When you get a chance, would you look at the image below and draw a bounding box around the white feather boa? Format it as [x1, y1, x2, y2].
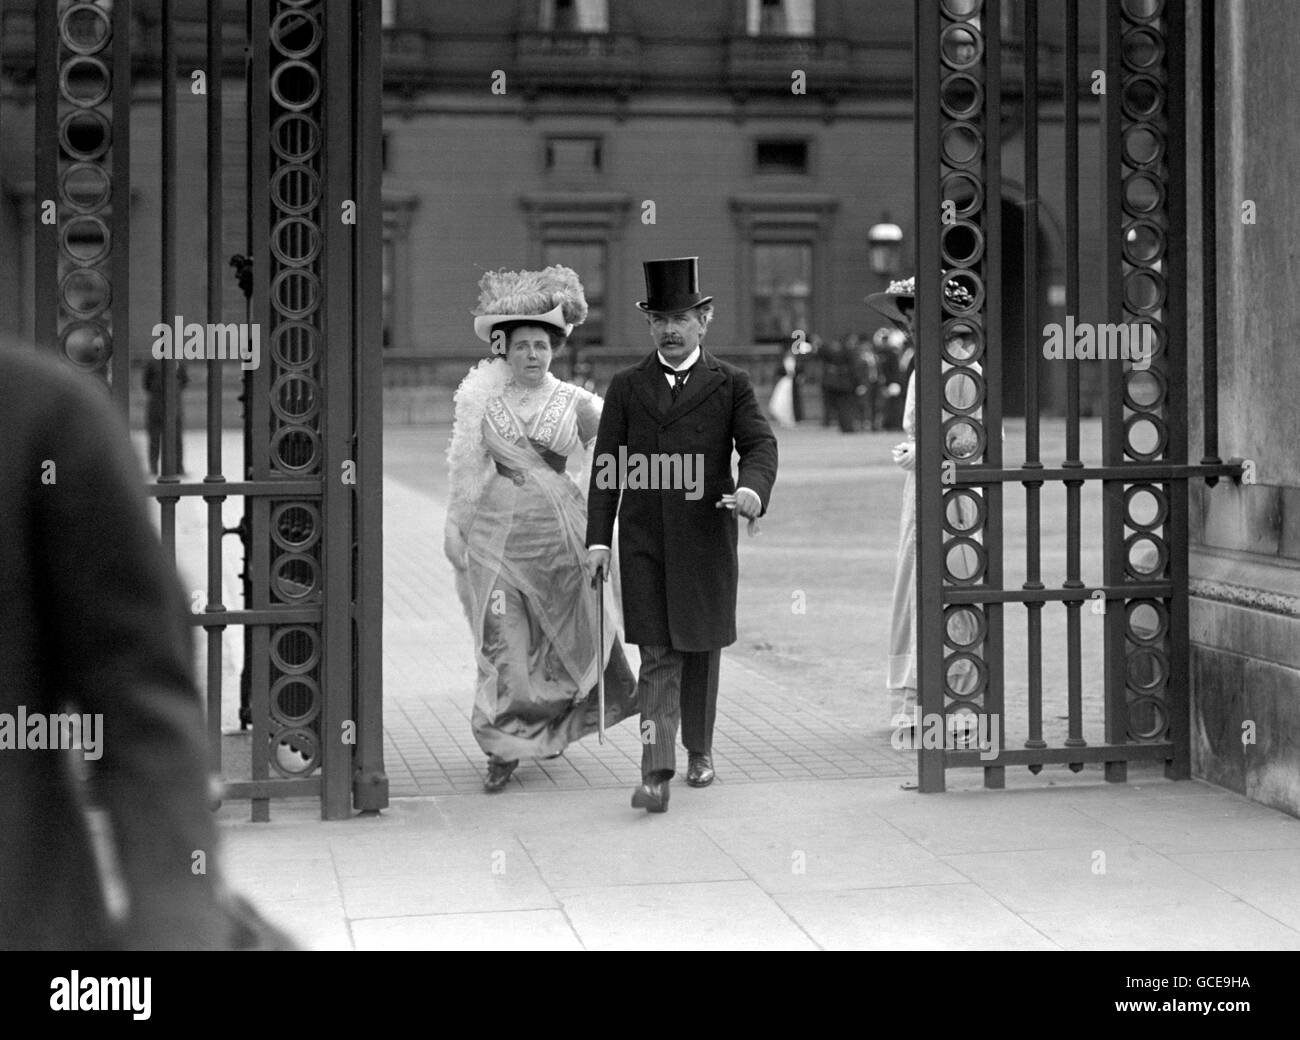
[444, 357, 614, 635]
[445, 357, 509, 529]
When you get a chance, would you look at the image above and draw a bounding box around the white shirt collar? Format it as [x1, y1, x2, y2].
[657, 346, 701, 372]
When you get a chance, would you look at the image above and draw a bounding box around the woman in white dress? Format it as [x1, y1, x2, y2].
[444, 266, 638, 792]
[866, 277, 982, 733]
[768, 349, 798, 428]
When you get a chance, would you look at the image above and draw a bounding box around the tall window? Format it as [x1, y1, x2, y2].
[381, 0, 396, 28]
[747, 0, 815, 36]
[543, 241, 607, 346]
[752, 243, 812, 342]
[540, 0, 609, 32]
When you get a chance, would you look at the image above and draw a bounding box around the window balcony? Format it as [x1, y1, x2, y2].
[726, 34, 855, 95]
[513, 31, 641, 93]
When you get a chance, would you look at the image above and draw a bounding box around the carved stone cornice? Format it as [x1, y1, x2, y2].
[729, 193, 838, 233]
[1190, 547, 1300, 619]
[1189, 578, 1300, 619]
[519, 192, 632, 238]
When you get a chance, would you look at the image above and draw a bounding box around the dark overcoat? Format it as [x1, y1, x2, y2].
[586, 350, 778, 651]
[0, 347, 231, 949]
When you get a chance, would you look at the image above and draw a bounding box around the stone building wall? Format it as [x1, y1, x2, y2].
[1186, 0, 1300, 818]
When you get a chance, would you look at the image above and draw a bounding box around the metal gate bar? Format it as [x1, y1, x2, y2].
[246, 0, 276, 821]
[32, 1, 54, 371]
[352, 0, 387, 813]
[203, 0, 227, 771]
[32, 0, 131, 395]
[1197, 0, 1221, 482]
[914, 0, 1242, 792]
[321, 0, 355, 817]
[30, 0, 386, 820]
[159, 0, 180, 559]
[1021, 0, 1046, 768]
[913, 0, 943, 794]
[1061, 0, 1084, 767]
[110, 0, 131, 399]
[982, 0, 1006, 793]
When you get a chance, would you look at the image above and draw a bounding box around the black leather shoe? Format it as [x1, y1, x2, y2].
[483, 759, 518, 793]
[686, 751, 715, 788]
[631, 777, 670, 813]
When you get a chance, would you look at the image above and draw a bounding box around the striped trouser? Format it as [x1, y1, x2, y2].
[636, 645, 721, 781]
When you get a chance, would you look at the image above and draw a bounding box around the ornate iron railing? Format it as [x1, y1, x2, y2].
[28, 0, 387, 820]
[913, 0, 1243, 791]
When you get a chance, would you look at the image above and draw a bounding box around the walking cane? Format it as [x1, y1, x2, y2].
[591, 561, 606, 744]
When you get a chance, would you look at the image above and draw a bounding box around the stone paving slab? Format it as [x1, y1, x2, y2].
[1021, 894, 1300, 952]
[216, 774, 1300, 951]
[773, 884, 1061, 952]
[557, 881, 821, 952]
[1166, 850, 1300, 933]
[351, 909, 584, 952]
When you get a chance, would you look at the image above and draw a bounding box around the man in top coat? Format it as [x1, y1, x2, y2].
[586, 258, 778, 813]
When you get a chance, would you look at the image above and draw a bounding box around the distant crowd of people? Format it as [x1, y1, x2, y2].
[767, 329, 916, 433]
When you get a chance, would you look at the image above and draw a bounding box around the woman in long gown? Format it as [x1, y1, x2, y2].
[444, 266, 638, 792]
[768, 349, 797, 428]
[867, 277, 982, 735]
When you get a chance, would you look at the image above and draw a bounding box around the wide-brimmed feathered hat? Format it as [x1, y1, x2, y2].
[472, 265, 588, 344]
[865, 274, 975, 324]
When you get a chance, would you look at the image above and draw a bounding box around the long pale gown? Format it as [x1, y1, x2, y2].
[452, 377, 638, 762]
[887, 370, 982, 721]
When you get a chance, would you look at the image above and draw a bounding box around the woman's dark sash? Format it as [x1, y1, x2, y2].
[494, 437, 567, 484]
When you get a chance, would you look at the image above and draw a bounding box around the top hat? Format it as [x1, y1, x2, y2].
[636, 257, 713, 314]
[471, 265, 588, 344]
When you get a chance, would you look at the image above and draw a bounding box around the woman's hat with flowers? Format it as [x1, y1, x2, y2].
[472, 265, 588, 346]
[865, 273, 976, 325]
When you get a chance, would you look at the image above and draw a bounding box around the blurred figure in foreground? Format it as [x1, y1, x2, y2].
[0, 345, 290, 950]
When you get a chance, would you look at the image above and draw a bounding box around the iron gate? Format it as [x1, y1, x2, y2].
[28, 0, 386, 819]
[913, 0, 1242, 791]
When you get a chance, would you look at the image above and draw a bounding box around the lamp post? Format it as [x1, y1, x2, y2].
[866, 217, 905, 432]
[868, 215, 904, 278]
